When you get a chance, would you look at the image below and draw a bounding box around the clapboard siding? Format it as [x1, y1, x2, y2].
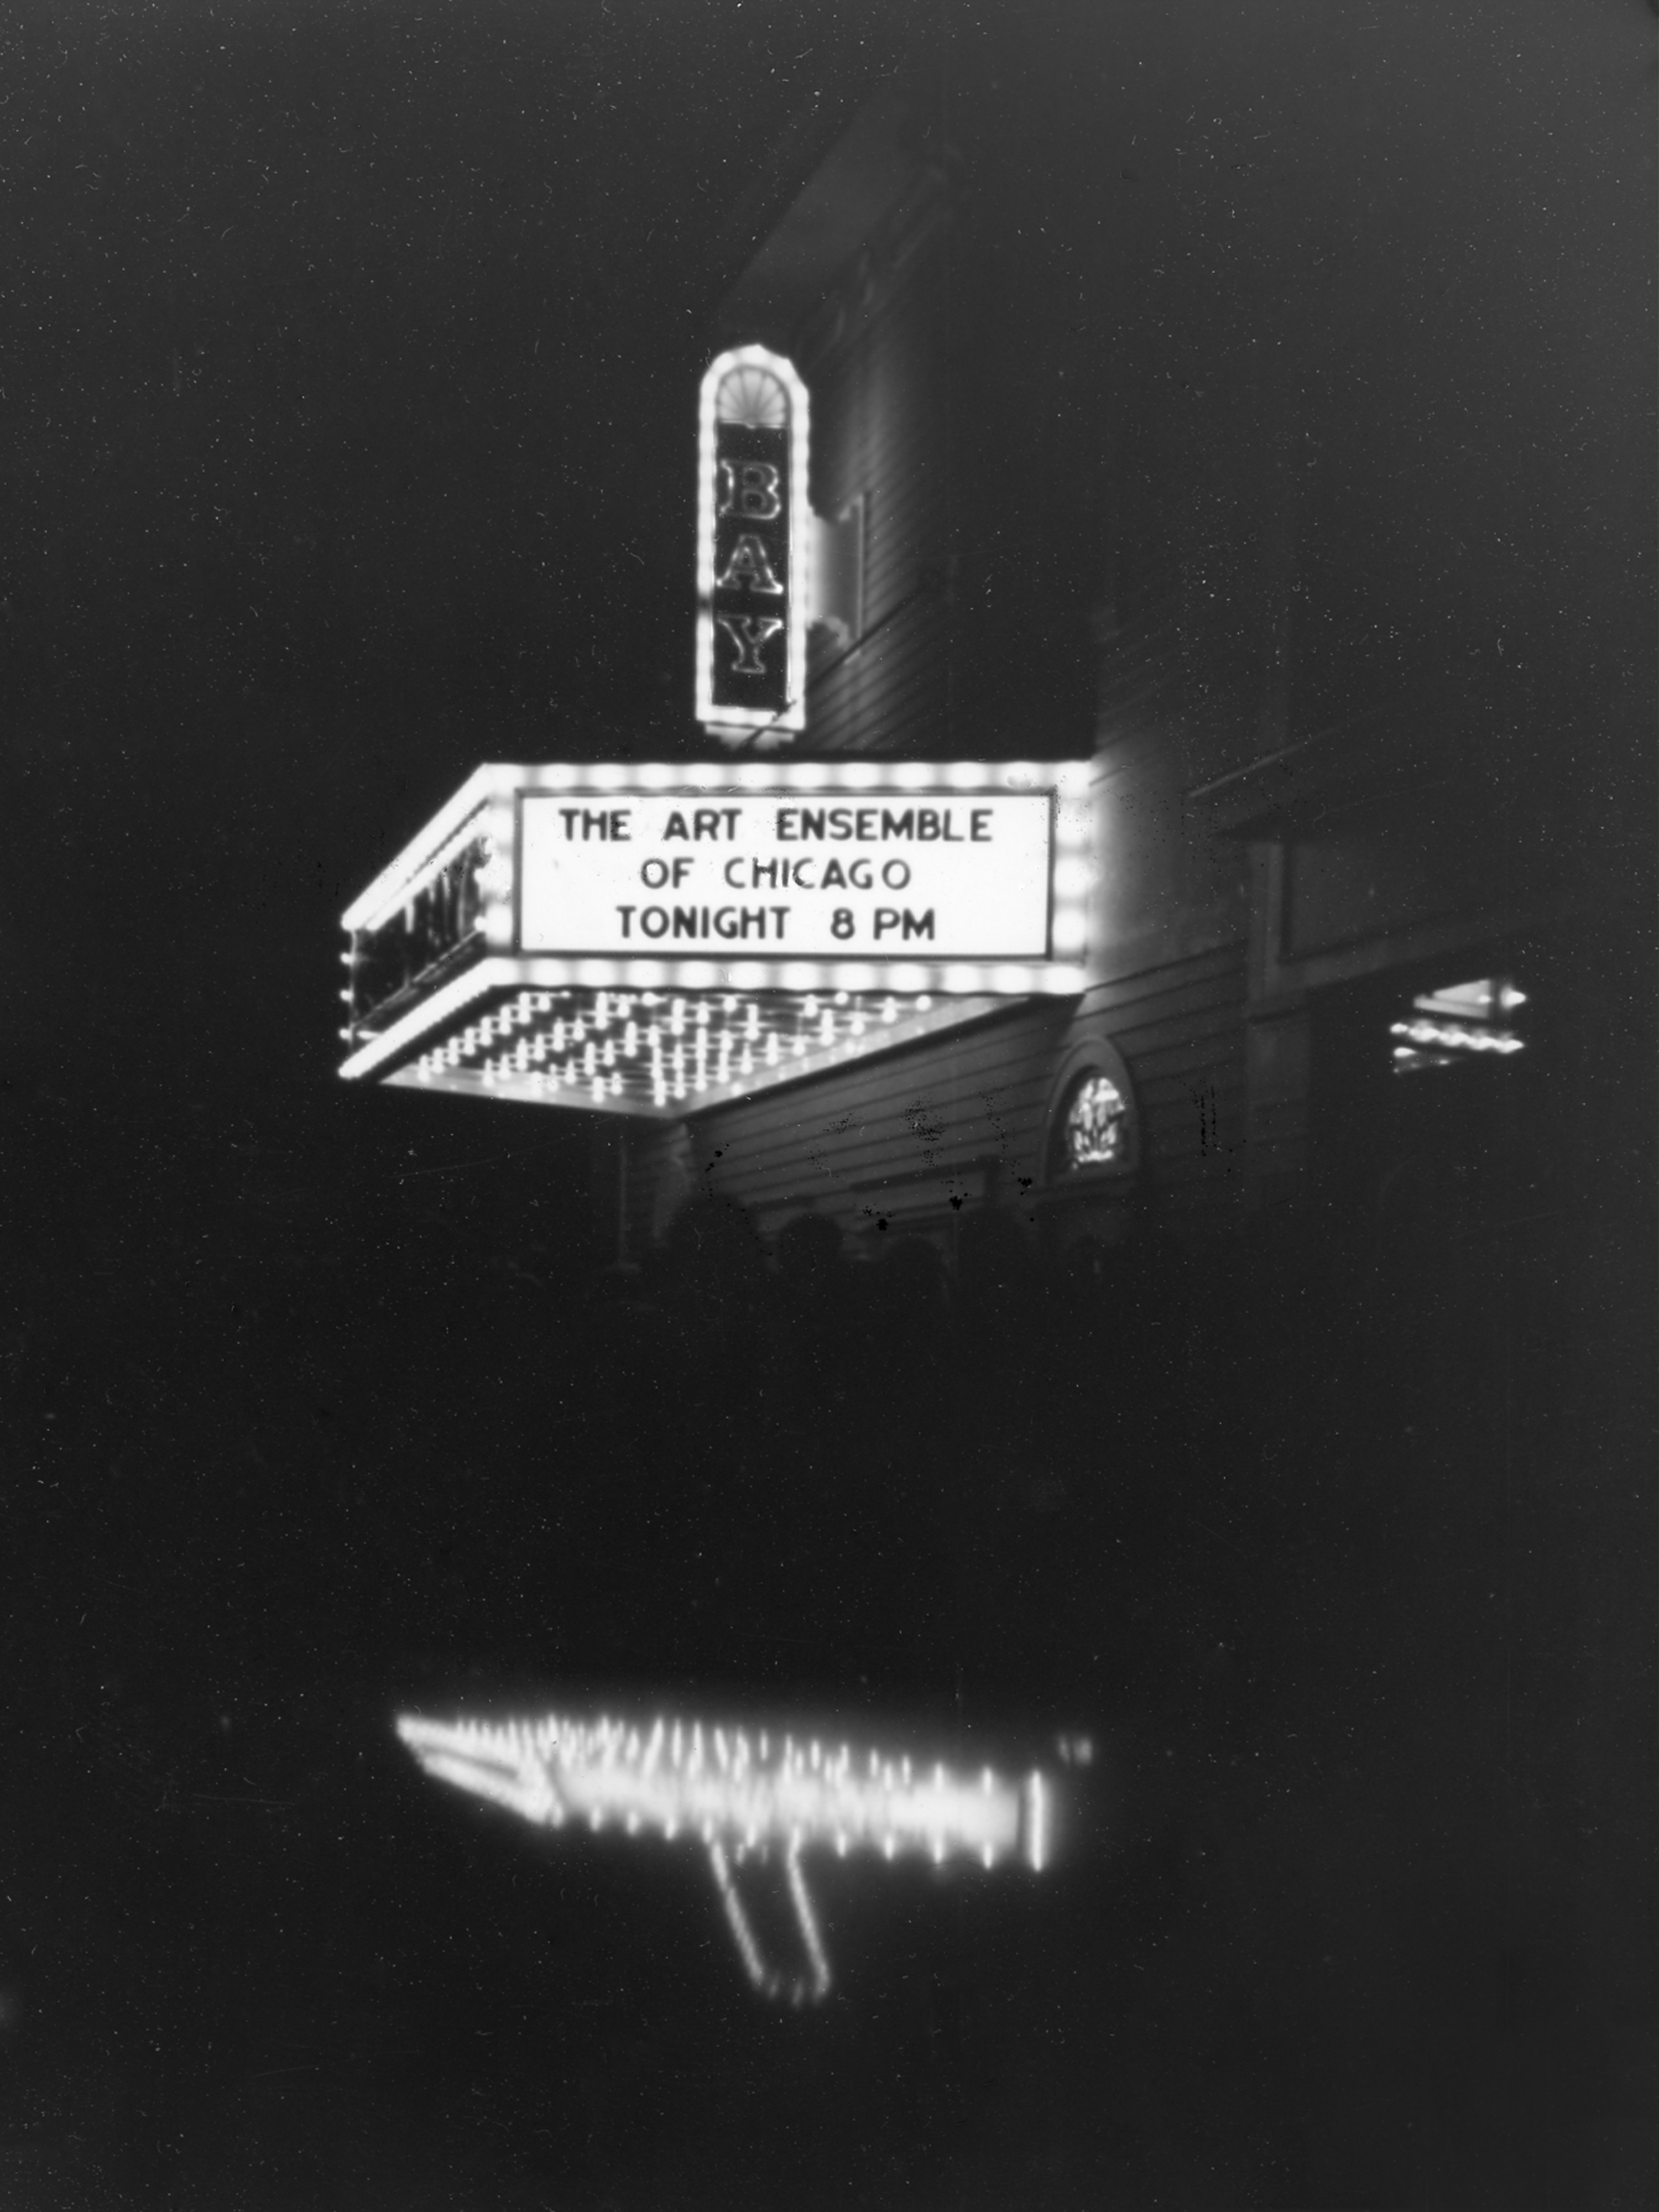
[1075, 942, 1244, 1026]
[688, 999, 1071, 1242]
[1092, 943, 1249, 1224]
[630, 940, 1251, 1254]
[792, 180, 956, 757]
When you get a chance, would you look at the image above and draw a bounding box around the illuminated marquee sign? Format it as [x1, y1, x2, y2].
[338, 760, 1092, 1117]
[397, 1705, 1056, 2005]
[518, 788, 1052, 959]
[697, 346, 810, 740]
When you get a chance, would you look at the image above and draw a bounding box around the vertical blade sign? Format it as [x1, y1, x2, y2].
[697, 347, 810, 740]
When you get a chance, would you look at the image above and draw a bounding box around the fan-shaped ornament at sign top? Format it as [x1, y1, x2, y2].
[716, 364, 789, 429]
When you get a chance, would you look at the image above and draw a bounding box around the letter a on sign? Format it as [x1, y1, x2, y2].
[697, 346, 809, 738]
[716, 533, 785, 596]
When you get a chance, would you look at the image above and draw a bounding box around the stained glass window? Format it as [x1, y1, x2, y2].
[1062, 1074, 1129, 1170]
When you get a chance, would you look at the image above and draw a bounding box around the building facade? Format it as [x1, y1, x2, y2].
[340, 12, 1650, 1308]
[617, 17, 1648, 1282]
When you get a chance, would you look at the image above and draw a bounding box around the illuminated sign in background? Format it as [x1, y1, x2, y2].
[338, 761, 1092, 1116]
[697, 347, 810, 741]
[397, 1706, 1055, 2004]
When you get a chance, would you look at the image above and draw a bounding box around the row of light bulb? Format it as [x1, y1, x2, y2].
[1389, 1018, 1526, 1056]
[411, 988, 936, 1109]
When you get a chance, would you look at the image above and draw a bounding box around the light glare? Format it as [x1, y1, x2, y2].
[396, 1704, 1057, 2005]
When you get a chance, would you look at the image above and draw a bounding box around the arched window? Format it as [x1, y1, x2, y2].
[1042, 1036, 1139, 1186]
[1060, 1072, 1130, 1170]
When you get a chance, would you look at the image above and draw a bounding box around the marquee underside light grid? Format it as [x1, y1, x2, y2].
[364, 979, 1008, 1120]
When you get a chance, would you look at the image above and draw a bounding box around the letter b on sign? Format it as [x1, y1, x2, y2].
[719, 461, 782, 521]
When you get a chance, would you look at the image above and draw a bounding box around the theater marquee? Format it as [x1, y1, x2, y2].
[338, 760, 1091, 1118]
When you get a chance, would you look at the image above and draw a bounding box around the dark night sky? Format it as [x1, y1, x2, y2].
[6, 0, 901, 1098]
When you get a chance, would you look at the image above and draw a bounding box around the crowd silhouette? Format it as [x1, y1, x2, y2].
[602, 1188, 1385, 1457]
